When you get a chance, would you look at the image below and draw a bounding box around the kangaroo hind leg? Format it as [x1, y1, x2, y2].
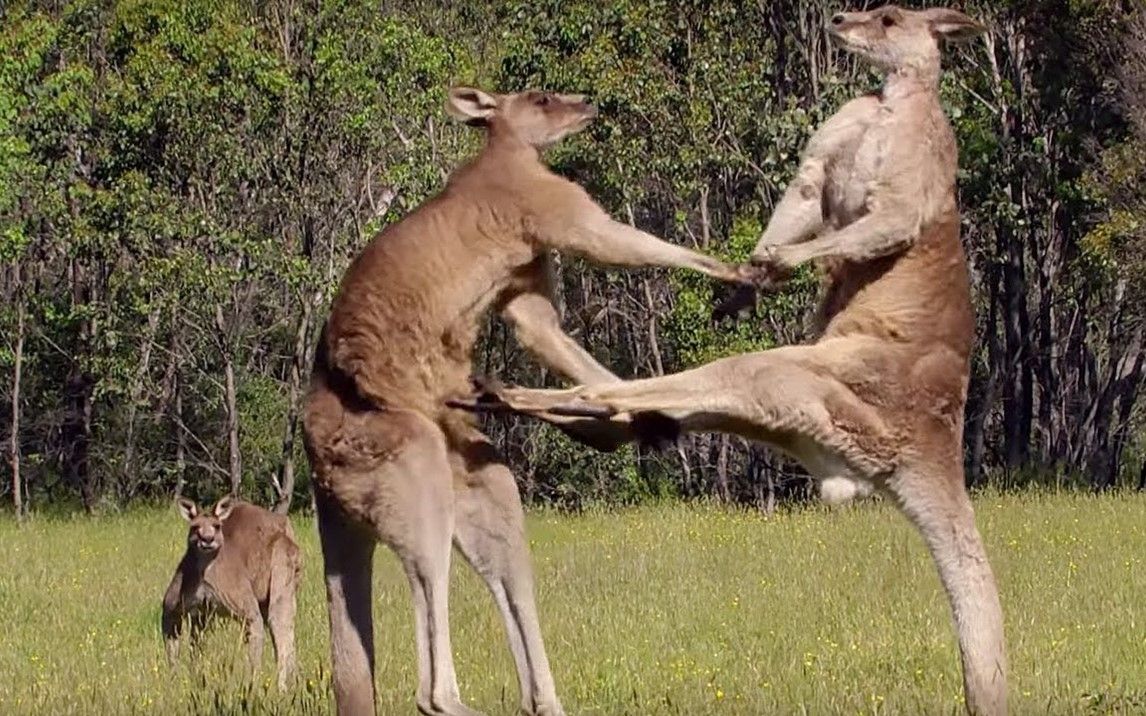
[448, 429, 564, 716]
[365, 413, 480, 716]
[316, 492, 377, 715]
[548, 346, 899, 479]
[266, 536, 300, 690]
[886, 466, 1007, 716]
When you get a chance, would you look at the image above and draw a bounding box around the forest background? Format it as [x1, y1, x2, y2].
[3, 0, 1145, 515]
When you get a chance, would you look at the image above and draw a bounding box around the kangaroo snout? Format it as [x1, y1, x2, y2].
[560, 94, 598, 123]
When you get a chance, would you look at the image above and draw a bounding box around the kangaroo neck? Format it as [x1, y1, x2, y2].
[881, 66, 939, 102]
[483, 120, 541, 161]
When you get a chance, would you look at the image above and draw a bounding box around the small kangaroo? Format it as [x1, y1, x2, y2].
[303, 87, 761, 716]
[454, 7, 1006, 716]
[161, 496, 300, 689]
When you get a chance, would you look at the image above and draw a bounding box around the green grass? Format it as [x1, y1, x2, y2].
[1, 491, 1145, 714]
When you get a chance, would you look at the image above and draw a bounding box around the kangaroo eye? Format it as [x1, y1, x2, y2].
[882, 15, 896, 27]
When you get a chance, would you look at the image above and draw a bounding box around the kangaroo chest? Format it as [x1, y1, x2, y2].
[180, 577, 219, 613]
[180, 563, 242, 617]
[439, 255, 542, 389]
[826, 106, 895, 226]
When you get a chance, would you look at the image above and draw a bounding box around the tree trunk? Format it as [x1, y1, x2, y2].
[174, 375, 186, 498]
[985, 26, 1033, 472]
[715, 436, 730, 502]
[1086, 322, 1143, 489]
[675, 442, 693, 495]
[63, 370, 95, 512]
[273, 302, 312, 514]
[1104, 380, 1144, 490]
[61, 255, 97, 512]
[1000, 227, 1033, 469]
[641, 278, 664, 376]
[1108, 343, 1145, 483]
[215, 304, 242, 496]
[122, 308, 160, 496]
[9, 272, 25, 522]
[966, 263, 1001, 486]
[1033, 196, 1063, 465]
[1055, 304, 1085, 464]
[965, 361, 998, 487]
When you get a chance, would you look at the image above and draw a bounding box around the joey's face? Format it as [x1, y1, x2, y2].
[176, 496, 235, 556]
[445, 86, 598, 149]
[827, 5, 986, 76]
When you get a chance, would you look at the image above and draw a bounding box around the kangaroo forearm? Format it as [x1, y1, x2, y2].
[558, 217, 742, 283]
[527, 331, 620, 386]
[502, 290, 620, 387]
[775, 212, 917, 266]
[753, 160, 828, 254]
[161, 608, 182, 637]
[162, 604, 184, 664]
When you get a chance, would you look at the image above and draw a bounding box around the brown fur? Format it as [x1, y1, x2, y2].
[161, 496, 300, 689]
[303, 87, 759, 716]
[453, 7, 1007, 716]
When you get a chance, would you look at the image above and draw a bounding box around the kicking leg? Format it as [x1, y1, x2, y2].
[459, 354, 782, 420]
[447, 429, 564, 716]
[471, 345, 899, 478]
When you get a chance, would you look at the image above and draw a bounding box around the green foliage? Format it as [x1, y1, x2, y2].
[497, 0, 834, 212]
[0, 0, 481, 508]
[235, 373, 288, 499]
[2, 0, 1144, 509]
[662, 214, 818, 367]
[1081, 138, 1146, 297]
[524, 424, 677, 508]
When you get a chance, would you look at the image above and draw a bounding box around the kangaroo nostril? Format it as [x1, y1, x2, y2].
[831, 14, 845, 25]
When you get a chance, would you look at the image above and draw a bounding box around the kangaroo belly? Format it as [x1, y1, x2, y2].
[820, 220, 972, 352]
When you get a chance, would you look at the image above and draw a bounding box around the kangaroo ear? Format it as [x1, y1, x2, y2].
[212, 496, 236, 521]
[445, 86, 500, 125]
[176, 497, 198, 521]
[924, 8, 986, 43]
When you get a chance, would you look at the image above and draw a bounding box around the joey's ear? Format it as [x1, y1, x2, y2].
[212, 495, 236, 521]
[924, 8, 986, 43]
[176, 497, 198, 521]
[446, 86, 500, 125]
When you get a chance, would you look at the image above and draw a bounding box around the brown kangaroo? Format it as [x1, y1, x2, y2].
[302, 87, 762, 716]
[161, 496, 300, 689]
[452, 7, 1006, 715]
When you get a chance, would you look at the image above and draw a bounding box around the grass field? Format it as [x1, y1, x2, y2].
[1, 491, 1144, 715]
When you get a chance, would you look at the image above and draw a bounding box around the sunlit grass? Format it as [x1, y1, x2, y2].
[1, 491, 1144, 714]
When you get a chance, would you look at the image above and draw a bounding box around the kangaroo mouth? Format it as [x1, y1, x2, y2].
[569, 118, 593, 134]
[569, 108, 597, 133]
[193, 538, 221, 552]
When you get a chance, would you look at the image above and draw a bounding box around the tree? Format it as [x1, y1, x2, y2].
[2, 0, 1144, 512]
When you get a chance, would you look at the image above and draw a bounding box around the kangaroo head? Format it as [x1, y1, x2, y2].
[176, 496, 236, 556]
[827, 5, 985, 77]
[445, 87, 598, 149]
